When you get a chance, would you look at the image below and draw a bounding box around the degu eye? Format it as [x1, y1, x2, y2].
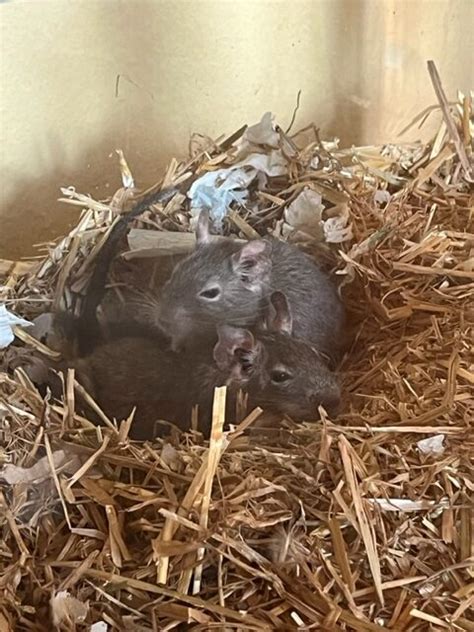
[199, 287, 221, 300]
[270, 369, 292, 384]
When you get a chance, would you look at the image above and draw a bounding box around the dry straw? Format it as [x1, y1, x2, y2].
[0, 63, 472, 630]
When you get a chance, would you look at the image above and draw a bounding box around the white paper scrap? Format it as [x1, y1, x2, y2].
[416, 434, 445, 456]
[0, 305, 32, 348]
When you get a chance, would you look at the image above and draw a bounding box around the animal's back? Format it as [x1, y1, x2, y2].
[75, 338, 207, 436]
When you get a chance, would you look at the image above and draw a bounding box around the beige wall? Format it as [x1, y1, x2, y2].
[1, 0, 473, 259]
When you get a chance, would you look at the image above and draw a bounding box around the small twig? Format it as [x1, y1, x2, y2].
[427, 60, 473, 181]
[219, 124, 248, 151]
[397, 103, 454, 137]
[44, 433, 72, 530]
[286, 89, 302, 134]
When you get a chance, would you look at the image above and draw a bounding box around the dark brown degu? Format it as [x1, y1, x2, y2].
[49, 190, 345, 439]
[67, 292, 341, 440]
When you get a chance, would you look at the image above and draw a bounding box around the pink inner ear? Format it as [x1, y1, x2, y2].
[196, 210, 211, 245]
[239, 240, 269, 263]
[233, 240, 271, 284]
[269, 291, 293, 334]
[214, 326, 255, 370]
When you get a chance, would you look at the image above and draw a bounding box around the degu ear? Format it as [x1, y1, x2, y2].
[195, 209, 212, 246]
[213, 325, 259, 371]
[231, 240, 271, 286]
[266, 291, 293, 335]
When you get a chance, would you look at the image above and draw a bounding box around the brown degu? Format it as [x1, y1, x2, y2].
[154, 211, 345, 364]
[69, 292, 341, 440]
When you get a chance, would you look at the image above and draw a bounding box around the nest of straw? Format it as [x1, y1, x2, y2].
[0, 63, 473, 631]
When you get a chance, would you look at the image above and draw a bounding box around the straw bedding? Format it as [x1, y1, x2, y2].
[0, 63, 473, 630]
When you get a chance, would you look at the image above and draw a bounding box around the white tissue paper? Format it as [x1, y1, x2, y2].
[374, 189, 392, 206]
[51, 591, 89, 626]
[188, 112, 289, 230]
[416, 434, 445, 456]
[0, 304, 32, 348]
[239, 111, 280, 151]
[284, 188, 325, 241]
[1, 450, 69, 485]
[188, 167, 255, 229]
[233, 149, 287, 177]
[279, 189, 352, 245]
[323, 204, 353, 243]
